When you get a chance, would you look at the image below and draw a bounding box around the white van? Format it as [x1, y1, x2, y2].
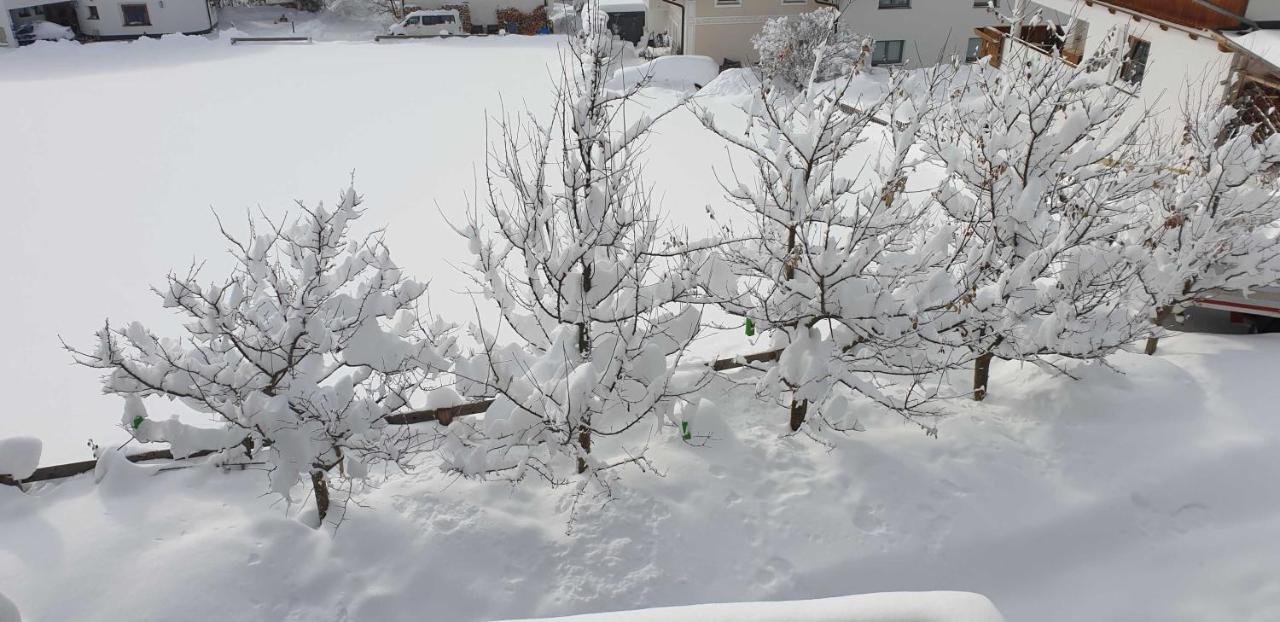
[388, 9, 464, 36]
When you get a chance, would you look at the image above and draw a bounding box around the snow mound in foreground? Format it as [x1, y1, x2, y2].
[0, 437, 41, 480]
[499, 591, 1003, 622]
[606, 56, 720, 92]
[0, 591, 18, 622]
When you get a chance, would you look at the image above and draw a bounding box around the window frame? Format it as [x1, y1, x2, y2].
[120, 3, 151, 26]
[714, 0, 742, 7]
[872, 39, 905, 65]
[965, 36, 981, 62]
[1119, 35, 1150, 86]
[87, 5, 100, 19]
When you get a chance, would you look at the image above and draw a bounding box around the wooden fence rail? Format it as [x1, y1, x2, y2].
[229, 36, 313, 45]
[0, 349, 780, 488]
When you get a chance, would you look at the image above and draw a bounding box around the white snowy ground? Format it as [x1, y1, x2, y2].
[2, 34, 1280, 622]
[1, 330, 1278, 621]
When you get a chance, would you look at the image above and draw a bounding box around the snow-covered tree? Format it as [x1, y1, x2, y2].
[1132, 106, 1280, 353]
[67, 187, 457, 526]
[444, 3, 706, 496]
[698, 32, 962, 433]
[920, 33, 1159, 400]
[753, 8, 866, 91]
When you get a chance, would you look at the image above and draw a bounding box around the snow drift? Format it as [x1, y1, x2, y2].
[499, 592, 1004, 622]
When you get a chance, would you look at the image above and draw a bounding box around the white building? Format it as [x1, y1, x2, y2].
[1, 0, 215, 47]
[837, 0, 1004, 67]
[984, 0, 1279, 138]
[636, 0, 1001, 66]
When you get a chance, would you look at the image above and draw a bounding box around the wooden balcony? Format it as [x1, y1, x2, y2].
[1084, 0, 1248, 31]
[974, 24, 1083, 69]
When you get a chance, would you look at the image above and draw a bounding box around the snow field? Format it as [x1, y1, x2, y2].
[2, 332, 1279, 621]
[2, 31, 1280, 622]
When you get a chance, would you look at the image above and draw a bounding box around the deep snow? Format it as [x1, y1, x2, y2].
[2, 32, 1280, 622]
[2, 331, 1279, 621]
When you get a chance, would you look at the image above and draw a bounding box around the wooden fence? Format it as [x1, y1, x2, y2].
[0, 349, 781, 488]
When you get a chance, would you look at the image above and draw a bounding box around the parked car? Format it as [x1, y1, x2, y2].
[12, 20, 75, 45]
[388, 10, 463, 36]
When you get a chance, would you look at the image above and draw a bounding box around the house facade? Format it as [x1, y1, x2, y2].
[1, 0, 215, 47]
[836, 0, 1004, 67]
[644, 0, 1002, 66]
[984, 0, 1280, 136]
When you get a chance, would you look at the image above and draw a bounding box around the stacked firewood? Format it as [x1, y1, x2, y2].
[495, 6, 548, 35]
[441, 3, 473, 33]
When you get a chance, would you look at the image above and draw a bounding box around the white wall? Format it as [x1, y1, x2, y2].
[1027, 0, 1235, 135]
[1246, 0, 1280, 22]
[0, 5, 12, 47]
[76, 0, 215, 37]
[838, 0, 1002, 66]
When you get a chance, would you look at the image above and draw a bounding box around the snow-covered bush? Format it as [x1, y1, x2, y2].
[753, 8, 867, 90]
[697, 43, 959, 433]
[1131, 106, 1280, 353]
[67, 187, 458, 525]
[446, 3, 706, 496]
[920, 33, 1159, 400]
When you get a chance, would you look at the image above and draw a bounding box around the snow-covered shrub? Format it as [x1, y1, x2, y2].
[446, 3, 706, 497]
[752, 8, 867, 90]
[920, 32, 1159, 400]
[67, 187, 458, 526]
[1131, 106, 1280, 353]
[697, 43, 960, 433]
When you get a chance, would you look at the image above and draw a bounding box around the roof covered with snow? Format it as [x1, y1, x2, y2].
[598, 0, 647, 13]
[1226, 29, 1280, 72]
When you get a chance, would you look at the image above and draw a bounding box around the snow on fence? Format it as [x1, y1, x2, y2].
[0, 348, 781, 488]
[229, 36, 313, 44]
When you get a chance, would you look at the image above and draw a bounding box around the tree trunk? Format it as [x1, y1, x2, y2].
[576, 425, 591, 474]
[973, 352, 994, 402]
[311, 469, 329, 524]
[788, 398, 808, 431]
[1145, 306, 1173, 355]
[577, 261, 592, 474]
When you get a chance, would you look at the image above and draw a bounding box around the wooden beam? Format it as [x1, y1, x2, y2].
[1, 349, 786, 487]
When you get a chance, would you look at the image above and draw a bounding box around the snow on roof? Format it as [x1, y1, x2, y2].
[598, 0, 647, 13]
[1227, 29, 1280, 71]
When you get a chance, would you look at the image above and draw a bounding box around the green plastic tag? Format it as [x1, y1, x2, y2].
[745, 318, 755, 336]
[131, 415, 144, 430]
[681, 421, 691, 441]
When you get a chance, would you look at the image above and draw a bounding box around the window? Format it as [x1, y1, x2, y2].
[16, 7, 31, 17]
[121, 3, 150, 26]
[87, 5, 99, 19]
[872, 39, 904, 65]
[878, 0, 909, 7]
[715, 0, 741, 6]
[973, 0, 996, 6]
[965, 36, 980, 62]
[782, 0, 807, 4]
[406, 16, 419, 24]
[1120, 36, 1150, 85]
